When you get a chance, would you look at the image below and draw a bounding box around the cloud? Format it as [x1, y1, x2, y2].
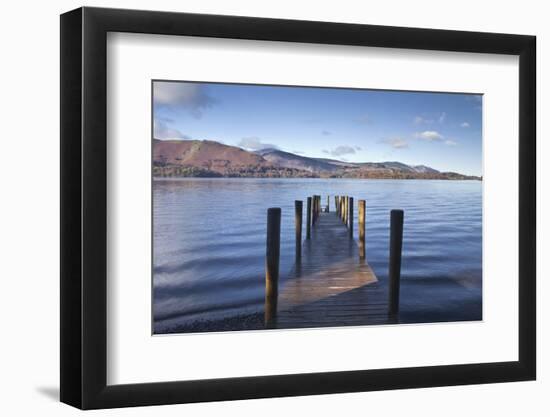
[322, 149, 329, 154]
[325, 145, 357, 157]
[460, 122, 470, 128]
[321, 130, 332, 136]
[414, 113, 446, 125]
[445, 139, 458, 146]
[153, 82, 216, 118]
[293, 150, 305, 155]
[414, 116, 434, 125]
[153, 118, 191, 140]
[238, 137, 279, 151]
[415, 130, 444, 141]
[381, 137, 409, 149]
[354, 146, 362, 151]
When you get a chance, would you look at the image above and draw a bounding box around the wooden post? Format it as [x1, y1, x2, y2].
[335, 196, 339, 216]
[346, 196, 350, 226]
[306, 197, 312, 239]
[295, 200, 302, 259]
[341, 196, 344, 221]
[344, 196, 348, 226]
[348, 197, 354, 238]
[359, 200, 366, 258]
[388, 209, 404, 317]
[313, 195, 317, 225]
[311, 196, 315, 225]
[315, 195, 319, 218]
[326, 195, 330, 212]
[265, 207, 281, 328]
[348, 196, 351, 227]
[315, 195, 319, 219]
[317, 195, 321, 218]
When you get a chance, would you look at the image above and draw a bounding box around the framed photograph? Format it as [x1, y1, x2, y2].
[60, 6, 536, 409]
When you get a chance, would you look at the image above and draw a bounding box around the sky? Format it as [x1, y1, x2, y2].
[153, 81, 483, 176]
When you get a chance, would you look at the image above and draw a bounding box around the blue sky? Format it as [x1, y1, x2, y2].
[153, 81, 482, 175]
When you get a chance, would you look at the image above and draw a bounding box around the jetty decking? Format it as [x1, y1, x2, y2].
[264, 196, 404, 329]
[277, 211, 393, 328]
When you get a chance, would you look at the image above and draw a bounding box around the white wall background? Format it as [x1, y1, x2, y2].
[0, 0, 545, 415]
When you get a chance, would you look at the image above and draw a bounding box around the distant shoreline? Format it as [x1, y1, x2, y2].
[152, 175, 482, 181]
[153, 139, 481, 181]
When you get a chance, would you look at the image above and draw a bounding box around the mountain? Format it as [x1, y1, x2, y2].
[154, 139, 265, 167]
[412, 165, 440, 174]
[153, 139, 480, 180]
[153, 139, 312, 177]
[255, 149, 343, 172]
[313, 158, 358, 168]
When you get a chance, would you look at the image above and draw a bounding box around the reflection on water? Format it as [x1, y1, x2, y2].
[153, 178, 482, 332]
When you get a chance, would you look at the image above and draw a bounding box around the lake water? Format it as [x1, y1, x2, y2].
[153, 178, 482, 333]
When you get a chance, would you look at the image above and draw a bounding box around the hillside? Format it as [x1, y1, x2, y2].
[154, 139, 265, 167]
[255, 149, 343, 172]
[153, 139, 480, 180]
[153, 139, 311, 177]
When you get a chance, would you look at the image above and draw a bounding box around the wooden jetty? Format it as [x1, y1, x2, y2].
[264, 195, 404, 329]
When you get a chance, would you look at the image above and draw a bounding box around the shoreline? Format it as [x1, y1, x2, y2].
[156, 312, 265, 335]
[153, 176, 482, 181]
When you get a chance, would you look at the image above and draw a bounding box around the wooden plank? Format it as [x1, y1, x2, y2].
[276, 211, 391, 328]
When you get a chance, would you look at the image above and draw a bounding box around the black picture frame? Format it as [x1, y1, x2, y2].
[60, 6, 536, 410]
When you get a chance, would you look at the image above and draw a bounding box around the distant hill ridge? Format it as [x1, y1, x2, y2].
[153, 139, 480, 180]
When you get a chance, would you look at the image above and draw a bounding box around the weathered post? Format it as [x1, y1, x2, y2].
[306, 197, 312, 239]
[359, 200, 366, 259]
[388, 209, 404, 317]
[344, 196, 349, 227]
[295, 200, 302, 259]
[315, 195, 319, 224]
[315, 195, 318, 219]
[344, 196, 349, 226]
[313, 195, 317, 225]
[348, 197, 354, 238]
[317, 195, 320, 218]
[326, 195, 330, 212]
[347, 196, 351, 226]
[265, 207, 281, 328]
[311, 196, 315, 225]
[340, 196, 344, 221]
[335, 196, 339, 216]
